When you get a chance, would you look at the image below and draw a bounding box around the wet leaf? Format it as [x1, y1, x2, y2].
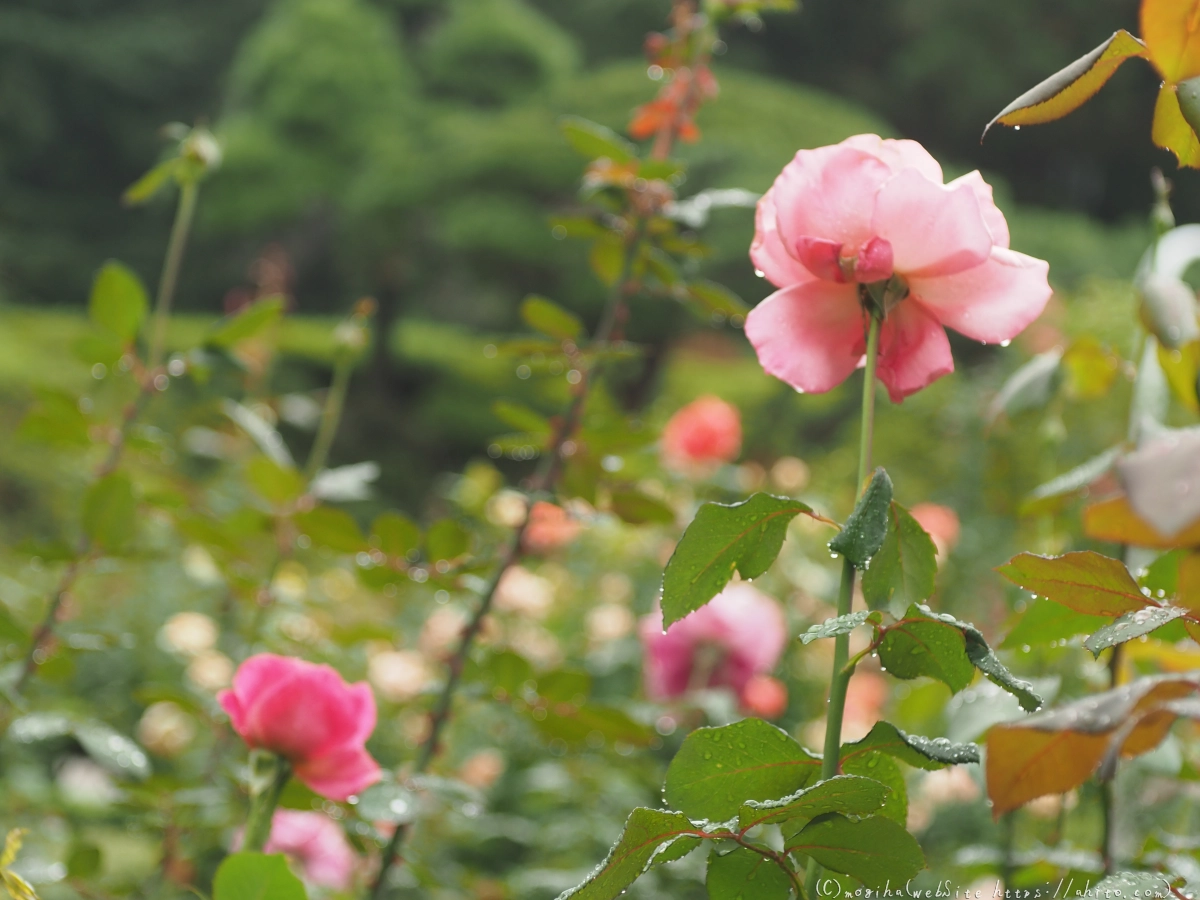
[788, 813, 925, 888]
[706, 847, 793, 899]
[662, 492, 825, 626]
[999, 599, 1109, 649]
[557, 808, 700, 900]
[355, 782, 417, 824]
[664, 718, 819, 822]
[996, 551, 1152, 617]
[828, 468, 892, 568]
[984, 30, 1146, 135]
[800, 610, 881, 645]
[1084, 605, 1190, 656]
[1084, 495, 1200, 548]
[878, 606, 974, 693]
[737, 775, 891, 831]
[1142, 0, 1200, 84]
[1151, 84, 1200, 168]
[840, 721, 980, 770]
[1020, 446, 1123, 517]
[861, 502, 938, 612]
[839, 752, 907, 825]
[985, 674, 1200, 815]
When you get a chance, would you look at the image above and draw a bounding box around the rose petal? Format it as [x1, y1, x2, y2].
[773, 144, 892, 256]
[840, 134, 944, 183]
[872, 168, 993, 278]
[875, 302, 954, 402]
[294, 745, 382, 802]
[745, 280, 865, 395]
[907, 247, 1052, 344]
[750, 188, 818, 288]
[946, 171, 1010, 249]
[246, 665, 376, 760]
[794, 236, 846, 282]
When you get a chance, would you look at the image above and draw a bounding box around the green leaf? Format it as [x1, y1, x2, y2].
[74, 720, 151, 780]
[65, 843, 102, 879]
[838, 753, 907, 825]
[532, 702, 654, 748]
[800, 611, 881, 645]
[371, 511, 421, 559]
[426, 519, 469, 563]
[492, 401, 551, 435]
[996, 551, 1152, 617]
[788, 814, 924, 888]
[1020, 446, 1123, 516]
[841, 721, 980, 770]
[959, 624, 1044, 712]
[610, 488, 675, 526]
[520, 295, 583, 342]
[208, 296, 285, 349]
[589, 233, 626, 286]
[294, 507, 366, 554]
[662, 493, 821, 626]
[246, 457, 305, 506]
[999, 598, 1110, 649]
[559, 116, 636, 164]
[89, 262, 149, 343]
[829, 468, 892, 568]
[738, 775, 891, 831]
[122, 158, 181, 205]
[82, 474, 137, 552]
[985, 350, 1063, 424]
[706, 847, 793, 900]
[558, 808, 700, 900]
[878, 606, 974, 693]
[686, 280, 749, 317]
[983, 30, 1147, 135]
[861, 502, 938, 612]
[212, 852, 307, 900]
[664, 718, 819, 822]
[1084, 606, 1190, 656]
[354, 782, 417, 824]
[19, 390, 91, 448]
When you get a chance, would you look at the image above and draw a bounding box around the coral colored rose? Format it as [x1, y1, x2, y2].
[661, 395, 743, 476]
[639, 583, 787, 700]
[842, 671, 888, 741]
[242, 810, 357, 891]
[740, 674, 789, 719]
[219, 654, 381, 802]
[522, 501, 582, 554]
[747, 134, 1052, 402]
[909, 502, 961, 558]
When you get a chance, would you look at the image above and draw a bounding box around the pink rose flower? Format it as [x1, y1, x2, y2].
[639, 583, 787, 700]
[219, 654, 381, 802]
[746, 134, 1052, 401]
[740, 674, 789, 719]
[842, 671, 888, 741]
[247, 810, 357, 891]
[909, 502, 961, 559]
[661, 395, 743, 476]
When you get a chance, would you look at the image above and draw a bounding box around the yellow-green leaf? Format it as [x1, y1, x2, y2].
[984, 31, 1146, 135]
[1142, 0, 1200, 84]
[1152, 83, 1200, 168]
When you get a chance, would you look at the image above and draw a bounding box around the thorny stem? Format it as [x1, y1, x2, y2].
[369, 222, 647, 898]
[805, 313, 881, 898]
[10, 181, 200, 703]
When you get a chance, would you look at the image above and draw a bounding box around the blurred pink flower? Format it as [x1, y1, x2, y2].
[909, 502, 961, 559]
[522, 501, 582, 554]
[661, 395, 742, 476]
[746, 134, 1051, 401]
[740, 674, 789, 719]
[219, 654, 381, 801]
[257, 810, 357, 891]
[639, 583, 787, 700]
[842, 671, 888, 741]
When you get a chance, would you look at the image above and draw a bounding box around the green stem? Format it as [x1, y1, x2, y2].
[305, 354, 354, 482]
[241, 756, 291, 854]
[805, 313, 881, 898]
[148, 180, 199, 373]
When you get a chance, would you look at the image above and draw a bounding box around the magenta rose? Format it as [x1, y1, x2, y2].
[219, 653, 381, 802]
